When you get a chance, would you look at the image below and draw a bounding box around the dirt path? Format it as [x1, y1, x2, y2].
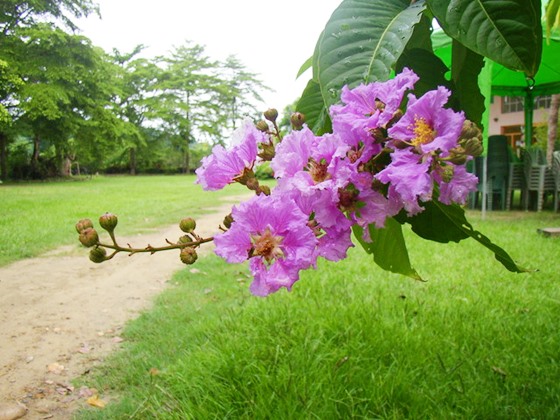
[0, 195, 247, 419]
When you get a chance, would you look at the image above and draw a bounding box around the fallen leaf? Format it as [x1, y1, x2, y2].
[47, 362, 64, 375]
[112, 336, 124, 343]
[189, 268, 200, 274]
[86, 395, 106, 408]
[149, 367, 160, 376]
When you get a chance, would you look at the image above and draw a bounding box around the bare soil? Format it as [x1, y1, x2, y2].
[0, 196, 246, 419]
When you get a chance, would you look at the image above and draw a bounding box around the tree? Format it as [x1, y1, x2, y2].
[16, 24, 117, 176]
[109, 46, 162, 175]
[0, 0, 98, 35]
[151, 43, 224, 173]
[219, 55, 269, 137]
[0, 0, 100, 179]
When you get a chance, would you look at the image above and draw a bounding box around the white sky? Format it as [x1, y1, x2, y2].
[78, 0, 343, 113]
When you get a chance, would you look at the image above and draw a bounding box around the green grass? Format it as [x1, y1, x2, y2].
[76, 211, 560, 419]
[0, 175, 246, 266]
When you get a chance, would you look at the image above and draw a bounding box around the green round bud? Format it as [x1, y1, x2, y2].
[178, 234, 194, 244]
[256, 120, 269, 132]
[179, 217, 196, 233]
[263, 108, 278, 123]
[89, 246, 107, 263]
[180, 247, 198, 265]
[290, 112, 305, 130]
[464, 137, 484, 157]
[79, 227, 99, 248]
[75, 218, 93, 233]
[99, 212, 118, 232]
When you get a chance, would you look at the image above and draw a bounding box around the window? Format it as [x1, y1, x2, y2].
[534, 95, 551, 109]
[502, 96, 524, 113]
[501, 95, 552, 113]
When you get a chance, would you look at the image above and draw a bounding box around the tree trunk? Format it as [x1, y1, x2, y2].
[0, 132, 7, 181]
[31, 133, 40, 172]
[547, 94, 560, 166]
[183, 138, 190, 174]
[59, 154, 72, 177]
[129, 147, 137, 175]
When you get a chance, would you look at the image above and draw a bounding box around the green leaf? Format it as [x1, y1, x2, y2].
[296, 56, 313, 79]
[396, 201, 469, 243]
[399, 201, 528, 273]
[450, 40, 485, 124]
[396, 48, 451, 98]
[426, 0, 542, 76]
[300, 0, 426, 132]
[353, 218, 422, 281]
[296, 79, 332, 135]
[316, 0, 426, 106]
[546, 0, 560, 39]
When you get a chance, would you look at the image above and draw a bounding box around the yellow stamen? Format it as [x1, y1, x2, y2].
[411, 117, 436, 147]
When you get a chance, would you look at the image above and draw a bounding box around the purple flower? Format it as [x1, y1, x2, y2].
[195, 119, 268, 191]
[388, 86, 465, 156]
[213, 194, 317, 296]
[376, 149, 433, 215]
[437, 164, 478, 205]
[376, 85, 467, 215]
[330, 68, 419, 149]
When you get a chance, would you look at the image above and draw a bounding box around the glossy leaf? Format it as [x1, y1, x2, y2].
[296, 79, 332, 134]
[300, 0, 426, 131]
[427, 0, 542, 76]
[353, 218, 422, 281]
[399, 201, 529, 273]
[450, 40, 486, 124]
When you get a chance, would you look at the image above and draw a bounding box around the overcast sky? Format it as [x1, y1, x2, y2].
[78, 0, 343, 113]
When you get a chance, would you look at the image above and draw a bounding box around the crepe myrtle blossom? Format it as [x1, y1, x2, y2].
[213, 194, 318, 296]
[195, 118, 270, 191]
[329, 68, 419, 164]
[376, 86, 476, 214]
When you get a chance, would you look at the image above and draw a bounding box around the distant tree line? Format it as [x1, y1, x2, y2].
[0, 0, 269, 180]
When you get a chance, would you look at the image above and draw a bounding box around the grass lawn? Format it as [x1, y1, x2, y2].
[76, 210, 560, 419]
[0, 175, 246, 267]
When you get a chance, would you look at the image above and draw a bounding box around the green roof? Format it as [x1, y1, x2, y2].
[432, 30, 560, 97]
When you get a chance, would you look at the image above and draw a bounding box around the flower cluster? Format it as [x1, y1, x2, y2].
[196, 69, 481, 296]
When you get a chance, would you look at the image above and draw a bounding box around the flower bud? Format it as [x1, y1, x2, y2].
[290, 112, 305, 130]
[441, 165, 455, 183]
[263, 108, 278, 123]
[460, 120, 482, 141]
[223, 213, 234, 229]
[89, 246, 107, 263]
[180, 247, 198, 265]
[99, 212, 118, 232]
[179, 217, 196, 233]
[257, 141, 276, 161]
[75, 218, 93, 233]
[447, 151, 468, 165]
[178, 234, 194, 244]
[79, 227, 99, 247]
[256, 120, 269, 132]
[463, 137, 483, 157]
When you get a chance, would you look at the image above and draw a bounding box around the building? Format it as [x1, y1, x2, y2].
[488, 95, 552, 153]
